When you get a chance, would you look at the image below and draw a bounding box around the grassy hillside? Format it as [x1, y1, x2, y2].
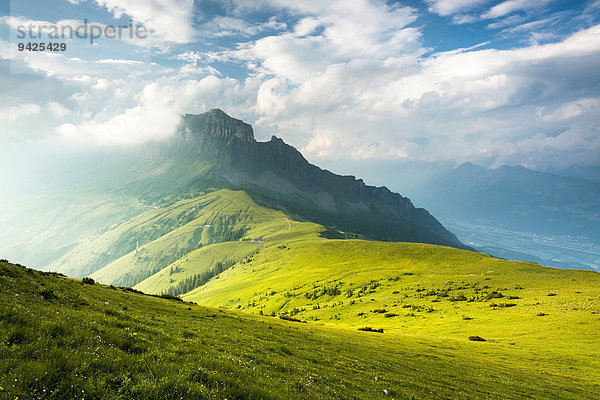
[49, 189, 285, 285]
[2, 260, 598, 399]
[85, 189, 323, 292]
[186, 239, 600, 388]
[0, 190, 142, 272]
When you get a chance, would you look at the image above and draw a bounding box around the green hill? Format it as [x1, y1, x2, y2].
[2, 260, 599, 399]
[182, 237, 600, 389]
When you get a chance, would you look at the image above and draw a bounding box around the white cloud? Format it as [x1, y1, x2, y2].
[537, 98, 600, 122]
[81, 0, 196, 45]
[202, 16, 286, 38]
[2, 1, 599, 173]
[482, 0, 554, 19]
[243, 23, 600, 170]
[426, 0, 493, 16]
[47, 102, 71, 118]
[54, 75, 260, 146]
[0, 104, 41, 121]
[227, 0, 421, 83]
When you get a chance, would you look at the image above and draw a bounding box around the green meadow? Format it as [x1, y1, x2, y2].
[2, 260, 599, 400]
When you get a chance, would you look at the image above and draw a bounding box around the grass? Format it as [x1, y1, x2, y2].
[186, 238, 600, 387]
[2, 260, 599, 399]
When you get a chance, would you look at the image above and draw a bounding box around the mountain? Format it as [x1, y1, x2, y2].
[135, 109, 464, 248]
[413, 162, 600, 240]
[555, 165, 600, 183]
[1, 109, 464, 281]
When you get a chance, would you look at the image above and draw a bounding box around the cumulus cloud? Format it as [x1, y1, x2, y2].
[54, 74, 261, 146]
[226, 0, 421, 83]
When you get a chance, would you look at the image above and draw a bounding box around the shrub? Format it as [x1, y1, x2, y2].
[490, 303, 517, 308]
[384, 313, 398, 318]
[469, 336, 486, 342]
[39, 288, 56, 300]
[372, 309, 387, 314]
[82, 277, 95, 285]
[484, 291, 504, 300]
[537, 312, 548, 316]
[358, 327, 384, 333]
[279, 315, 305, 323]
[158, 293, 183, 302]
[8, 327, 32, 346]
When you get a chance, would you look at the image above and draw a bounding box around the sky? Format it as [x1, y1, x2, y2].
[1, 0, 600, 181]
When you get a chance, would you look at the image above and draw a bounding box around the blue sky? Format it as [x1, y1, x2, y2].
[1, 0, 599, 173]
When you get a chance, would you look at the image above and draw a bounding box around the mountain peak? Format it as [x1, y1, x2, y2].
[181, 109, 255, 143]
[456, 162, 485, 171]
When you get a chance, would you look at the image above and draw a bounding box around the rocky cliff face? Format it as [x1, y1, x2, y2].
[146, 109, 465, 248]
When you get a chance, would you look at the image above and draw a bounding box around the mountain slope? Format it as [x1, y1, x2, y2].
[2, 260, 599, 399]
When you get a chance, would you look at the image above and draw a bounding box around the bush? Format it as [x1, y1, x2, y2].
[158, 293, 183, 302]
[8, 327, 32, 346]
[490, 303, 517, 308]
[279, 315, 305, 323]
[39, 288, 56, 300]
[384, 313, 398, 318]
[469, 336, 486, 342]
[484, 291, 504, 300]
[82, 277, 95, 285]
[358, 327, 384, 333]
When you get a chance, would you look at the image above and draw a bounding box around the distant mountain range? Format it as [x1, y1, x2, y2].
[412, 162, 600, 243]
[555, 165, 600, 183]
